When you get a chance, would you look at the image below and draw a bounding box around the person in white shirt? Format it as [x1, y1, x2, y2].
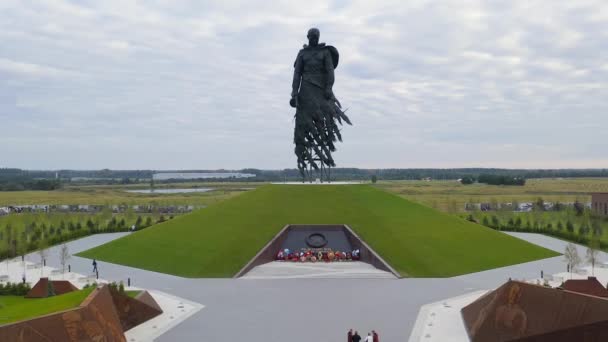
[364, 333, 373, 342]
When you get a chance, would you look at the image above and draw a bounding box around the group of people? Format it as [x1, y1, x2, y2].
[348, 329, 379, 342]
[276, 248, 361, 262]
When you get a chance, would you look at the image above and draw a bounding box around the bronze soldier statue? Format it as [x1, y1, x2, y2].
[291, 28, 351, 180]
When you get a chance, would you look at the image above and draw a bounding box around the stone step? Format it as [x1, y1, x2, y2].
[240, 261, 396, 279]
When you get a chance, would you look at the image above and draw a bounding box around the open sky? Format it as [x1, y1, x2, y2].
[1, 1, 608, 170]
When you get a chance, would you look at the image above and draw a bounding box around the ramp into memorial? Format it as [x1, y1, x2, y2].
[235, 224, 399, 279]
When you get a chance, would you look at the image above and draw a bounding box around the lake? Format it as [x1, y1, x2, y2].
[126, 188, 214, 194]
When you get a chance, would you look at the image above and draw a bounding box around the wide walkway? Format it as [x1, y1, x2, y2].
[241, 261, 396, 279]
[11, 231, 588, 342]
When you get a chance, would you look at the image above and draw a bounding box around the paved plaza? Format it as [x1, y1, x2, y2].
[7, 231, 596, 341]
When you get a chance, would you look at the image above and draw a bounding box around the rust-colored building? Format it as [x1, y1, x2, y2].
[563, 276, 608, 298]
[461, 280, 608, 342]
[592, 193, 608, 216]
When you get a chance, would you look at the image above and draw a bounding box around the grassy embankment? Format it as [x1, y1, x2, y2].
[0, 288, 94, 325]
[78, 185, 558, 278]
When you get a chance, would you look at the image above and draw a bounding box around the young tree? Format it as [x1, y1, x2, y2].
[564, 243, 581, 279]
[573, 201, 585, 216]
[515, 216, 522, 229]
[566, 220, 574, 233]
[59, 244, 70, 277]
[5, 224, 13, 272]
[38, 241, 48, 277]
[586, 238, 601, 276]
[534, 197, 545, 211]
[371, 175, 377, 184]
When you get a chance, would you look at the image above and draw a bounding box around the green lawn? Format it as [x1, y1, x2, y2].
[0, 288, 93, 325]
[77, 185, 558, 278]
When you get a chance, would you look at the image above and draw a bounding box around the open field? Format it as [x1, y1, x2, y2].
[376, 178, 608, 212]
[0, 288, 93, 325]
[78, 185, 557, 278]
[0, 183, 257, 206]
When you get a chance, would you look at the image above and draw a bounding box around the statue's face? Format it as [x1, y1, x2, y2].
[307, 28, 320, 46]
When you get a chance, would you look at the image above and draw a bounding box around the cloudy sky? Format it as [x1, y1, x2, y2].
[1, 0, 608, 170]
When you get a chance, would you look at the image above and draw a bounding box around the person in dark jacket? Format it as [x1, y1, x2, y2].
[352, 331, 361, 342]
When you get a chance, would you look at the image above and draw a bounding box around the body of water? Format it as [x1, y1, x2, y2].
[126, 188, 214, 194]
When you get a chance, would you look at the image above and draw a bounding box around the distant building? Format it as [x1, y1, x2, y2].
[592, 193, 608, 216]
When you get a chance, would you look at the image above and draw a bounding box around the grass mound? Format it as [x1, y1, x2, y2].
[0, 288, 93, 325]
[78, 185, 558, 277]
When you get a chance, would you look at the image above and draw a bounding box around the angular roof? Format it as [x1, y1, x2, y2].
[25, 277, 78, 298]
[462, 280, 608, 342]
[563, 277, 608, 298]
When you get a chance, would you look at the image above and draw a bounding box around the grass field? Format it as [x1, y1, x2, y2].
[0, 288, 93, 325]
[376, 178, 607, 212]
[78, 185, 558, 278]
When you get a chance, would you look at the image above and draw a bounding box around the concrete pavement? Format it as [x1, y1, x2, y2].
[13, 231, 587, 341]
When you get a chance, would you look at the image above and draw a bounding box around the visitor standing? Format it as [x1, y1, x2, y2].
[352, 331, 361, 342]
[364, 332, 373, 342]
[92, 259, 98, 273]
[348, 329, 353, 342]
[372, 330, 379, 342]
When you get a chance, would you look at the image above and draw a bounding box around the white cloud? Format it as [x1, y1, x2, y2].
[1, 0, 608, 169]
[0, 58, 76, 77]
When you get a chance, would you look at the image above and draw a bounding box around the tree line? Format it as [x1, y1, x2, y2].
[2, 167, 608, 185]
[0, 214, 170, 260]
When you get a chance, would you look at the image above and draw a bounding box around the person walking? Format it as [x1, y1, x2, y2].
[352, 331, 361, 342]
[348, 329, 353, 342]
[372, 330, 379, 342]
[364, 332, 373, 342]
[92, 259, 98, 273]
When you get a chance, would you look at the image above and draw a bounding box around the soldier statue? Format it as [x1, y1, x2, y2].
[291, 28, 351, 180]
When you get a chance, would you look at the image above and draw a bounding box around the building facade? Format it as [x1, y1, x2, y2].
[592, 193, 608, 216]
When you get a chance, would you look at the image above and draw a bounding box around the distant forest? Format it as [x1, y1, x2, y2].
[1, 167, 608, 189]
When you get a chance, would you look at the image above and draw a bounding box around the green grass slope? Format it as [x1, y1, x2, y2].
[77, 185, 558, 278]
[0, 288, 93, 325]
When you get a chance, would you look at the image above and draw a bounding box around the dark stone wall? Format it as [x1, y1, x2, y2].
[280, 225, 352, 252]
[235, 224, 400, 278]
[343, 224, 400, 277]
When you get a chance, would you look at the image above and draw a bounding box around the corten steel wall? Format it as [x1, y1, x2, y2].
[0, 285, 125, 342]
[111, 290, 163, 331]
[592, 193, 608, 216]
[234, 224, 400, 278]
[461, 280, 608, 342]
[26, 278, 78, 298]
